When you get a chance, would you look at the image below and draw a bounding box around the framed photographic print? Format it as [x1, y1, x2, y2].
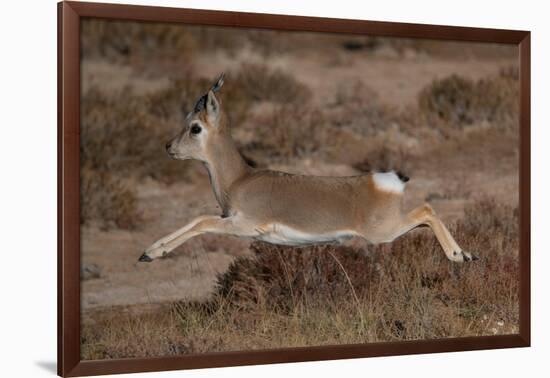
[58, 1, 530, 376]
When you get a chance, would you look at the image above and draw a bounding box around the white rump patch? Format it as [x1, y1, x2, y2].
[372, 171, 405, 194]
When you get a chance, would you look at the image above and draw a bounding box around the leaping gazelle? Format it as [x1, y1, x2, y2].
[139, 75, 478, 263]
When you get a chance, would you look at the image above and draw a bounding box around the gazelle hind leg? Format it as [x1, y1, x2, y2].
[140, 215, 257, 261]
[398, 204, 477, 262]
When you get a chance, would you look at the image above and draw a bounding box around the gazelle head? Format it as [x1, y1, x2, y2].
[165, 74, 227, 161]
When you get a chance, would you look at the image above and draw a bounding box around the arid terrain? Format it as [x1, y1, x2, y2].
[79, 20, 519, 359]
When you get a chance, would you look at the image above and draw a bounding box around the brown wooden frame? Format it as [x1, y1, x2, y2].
[58, 1, 531, 376]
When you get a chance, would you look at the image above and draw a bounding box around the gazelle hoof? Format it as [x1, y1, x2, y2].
[461, 251, 479, 262]
[138, 253, 153, 262]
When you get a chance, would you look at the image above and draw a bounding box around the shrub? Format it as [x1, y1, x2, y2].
[240, 104, 327, 162]
[418, 73, 519, 128]
[234, 63, 310, 105]
[325, 82, 399, 136]
[81, 87, 190, 185]
[80, 167, 140, 230]
[419, 75, 475, 125]
[215, 242, 379, 312]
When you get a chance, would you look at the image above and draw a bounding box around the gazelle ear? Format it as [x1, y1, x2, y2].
[206, 90, 220, 125]
[211, 73, 225, 93]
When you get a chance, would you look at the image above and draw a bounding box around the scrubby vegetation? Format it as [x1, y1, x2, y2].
[80, 167, 140, 230]
[234, 63, 311, 104]
[80, 86, 191, 229]
[240, 104, 326, 162]
[80, 18, 520, 358]
[81, 87, 184, 183]
[81, 199, 519, 358]
[418, 70, 519, 128]
[326, 82, 399, 135]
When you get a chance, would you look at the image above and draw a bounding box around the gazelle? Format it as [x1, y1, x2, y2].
[139, 75, 477, 263]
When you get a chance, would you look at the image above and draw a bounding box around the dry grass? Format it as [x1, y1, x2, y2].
[81, 306, 190, 358]
[81, 198, 518, 358]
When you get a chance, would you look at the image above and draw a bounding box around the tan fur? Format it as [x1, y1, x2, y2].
[142, 80, 476, 263]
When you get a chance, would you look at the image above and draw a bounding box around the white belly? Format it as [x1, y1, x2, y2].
[254, 223, 356, 246]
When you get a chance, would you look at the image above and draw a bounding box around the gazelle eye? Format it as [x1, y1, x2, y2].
[190, 125, 202, 135]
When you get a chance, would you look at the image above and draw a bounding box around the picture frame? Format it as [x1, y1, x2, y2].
[58, 1, 531, 376]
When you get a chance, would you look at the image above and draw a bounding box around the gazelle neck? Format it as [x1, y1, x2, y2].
[203, 132, 250, 213]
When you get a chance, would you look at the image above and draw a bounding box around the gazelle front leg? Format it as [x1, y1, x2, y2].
[139, 215, 255, 262]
